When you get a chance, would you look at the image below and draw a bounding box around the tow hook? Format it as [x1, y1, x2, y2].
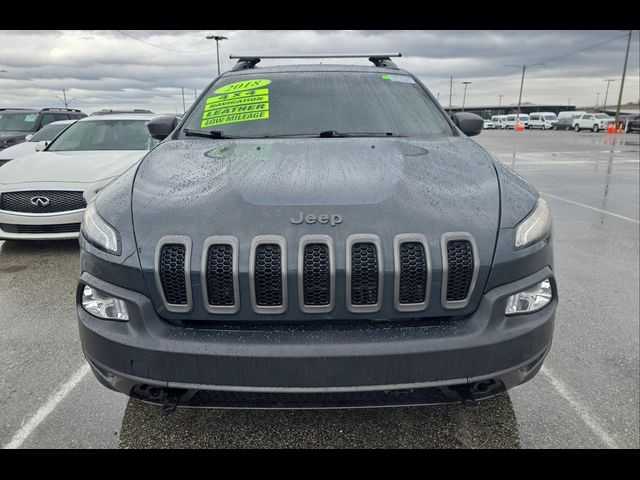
[453, 385, 479, 409]
[159, 390, 181, 416]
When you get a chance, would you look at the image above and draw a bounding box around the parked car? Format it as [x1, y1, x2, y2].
[553, 117, 574, 130]
[572, 113, 613, 132]
[623, 114, 639, 133]
[483, 119, 495, 129]
[0, 120, 75, 168]
[504, 113, 529, 129]
[0, 114, 159, 240]
[76, 55, 556, 411]
[0, 108, 86, 151]
[529, 112, 558, 130]
[90, 109, 154, 116]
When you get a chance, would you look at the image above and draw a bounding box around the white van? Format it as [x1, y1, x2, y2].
[504, 113, 530, 129]
[529, 112, 558, 130]
[491, 115, 508, 129]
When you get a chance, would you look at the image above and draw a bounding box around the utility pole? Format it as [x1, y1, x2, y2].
[568, 98, 571, 107]
[614, 30, 633, 131]
[595, 92, 600, 110]
[448, 76, 453, 115]
[603, 79, 616, 113]
[505, 63, 544, 129]
[461, 81, 471, 111]
[55, 89, 75, 109]
[498, 94, 503, 107]
[206, 35, 228, 75]
[181, 87, 186, 113]
[194, 89, 197, 102]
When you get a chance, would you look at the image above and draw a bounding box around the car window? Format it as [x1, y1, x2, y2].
[0, 112, 39, 132]
[40, 113, 58, 127]
[182, 72, 453, 138]
[47, 119, 158, 151]
[29, 122, 71, 142]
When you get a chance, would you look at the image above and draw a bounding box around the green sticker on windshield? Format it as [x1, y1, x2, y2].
[202, 80, 271, 127]
[214, 79, 271, 94]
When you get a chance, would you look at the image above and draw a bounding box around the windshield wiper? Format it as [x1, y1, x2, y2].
[318, 130, 402, 138]
[183, 129, 238, 139]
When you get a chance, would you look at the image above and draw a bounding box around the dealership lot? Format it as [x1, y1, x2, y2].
[0, 129, 638, 449]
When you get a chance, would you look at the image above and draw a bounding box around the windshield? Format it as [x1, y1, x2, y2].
[0, 112, 38, 132]
[47, 119, 157, 151]
[29, 123, 70, 142]
[181, 71, 452, 138]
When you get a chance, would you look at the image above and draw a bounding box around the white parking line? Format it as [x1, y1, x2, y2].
[541, 192, 640, 224]
[540, 366, 620, 448]
[3, 364, 90, 449]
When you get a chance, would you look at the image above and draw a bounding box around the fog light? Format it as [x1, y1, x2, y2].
[505, 279, 552, 315]
[81, 285, 129, 321]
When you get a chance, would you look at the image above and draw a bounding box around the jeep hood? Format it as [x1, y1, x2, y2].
[132, 137, 500, 319]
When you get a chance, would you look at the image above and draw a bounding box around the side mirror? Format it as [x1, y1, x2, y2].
[34, 141, 48, 152]
[25, 134, 34, 142]
[147, 115, 178, 140]
[452, 112, 484, 137]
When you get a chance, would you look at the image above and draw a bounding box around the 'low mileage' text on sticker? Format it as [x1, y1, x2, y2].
[202, 80, 271, 127]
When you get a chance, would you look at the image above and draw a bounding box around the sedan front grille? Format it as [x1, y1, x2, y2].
[0, 222, 80, 234]
[0, 190, 86, 213]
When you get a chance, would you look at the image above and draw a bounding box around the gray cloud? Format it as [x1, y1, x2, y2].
[0, 30, 638, 113]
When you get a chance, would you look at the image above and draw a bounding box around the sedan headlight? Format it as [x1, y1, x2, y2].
[514, 198, 551, 249]
[505, 279, 552, 315]
[81, 202, 120, 254]
[81, 285, 129, 321]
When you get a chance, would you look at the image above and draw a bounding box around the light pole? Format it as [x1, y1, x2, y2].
[206, 35, 228, 75]
[595, 92, 600, 110]
[448, 75, 453, 115]
[603, 79, 616, 113]
[55, 89, 75, 109]
[461, 81, 471, 111]
[505, 63, 545, 129]
[614, 30, 633, 131]
[498, 94, 503, 107]
[181, 87, 186, 113]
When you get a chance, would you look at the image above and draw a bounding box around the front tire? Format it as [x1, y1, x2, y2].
[574, 124, 580, 132]
[592, 124, 599, 133]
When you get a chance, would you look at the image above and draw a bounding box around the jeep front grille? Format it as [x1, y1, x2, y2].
[346, 235, 383, 313]
[0, 190, 86, 213]
[202, 236, 239, 314]
[250, 236, 288, 314]
[441, 233, 479, 309]
[155, 236, 192, 313]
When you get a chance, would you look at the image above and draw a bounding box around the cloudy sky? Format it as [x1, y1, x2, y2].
[0, 30, 638, 114]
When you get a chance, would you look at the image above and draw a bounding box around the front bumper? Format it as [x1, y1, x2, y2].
[0, 209, 84, 240]
[77, 267, 556, 408]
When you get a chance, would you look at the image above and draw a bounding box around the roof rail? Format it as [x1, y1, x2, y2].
[41, 107, 82, 112]
[0, 107, 30, 111]
[229, 53, 402, 71]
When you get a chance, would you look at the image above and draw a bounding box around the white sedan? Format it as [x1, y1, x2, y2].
[0, 114, 159, 240]
[0, 120, 75, 168]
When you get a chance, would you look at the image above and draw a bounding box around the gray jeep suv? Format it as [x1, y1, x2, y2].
[76, 55, 557, 411]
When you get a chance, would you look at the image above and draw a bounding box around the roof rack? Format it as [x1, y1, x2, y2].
[42, 107, 82, 112]
[229, 53, 402, 71]
[0, 107, 31, 111]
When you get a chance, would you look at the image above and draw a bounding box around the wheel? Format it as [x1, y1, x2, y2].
[542, 125, 546, 130]
[592, 124, 599, 132]
[574, 124, 580, 132]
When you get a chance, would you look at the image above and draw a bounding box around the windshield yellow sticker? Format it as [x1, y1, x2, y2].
[202, 81, 271, 127]
[214, 79, 271, 94]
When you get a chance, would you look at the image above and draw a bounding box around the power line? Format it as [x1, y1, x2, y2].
[114, 30, 215, 54]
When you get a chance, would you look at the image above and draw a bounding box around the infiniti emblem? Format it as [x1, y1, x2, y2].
[30, 196, 51, 207]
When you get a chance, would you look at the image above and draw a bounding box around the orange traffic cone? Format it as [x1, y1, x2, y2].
[607, 123, 616, 134]
[617, 125, 624, 134]
[515, 122, 525, 132]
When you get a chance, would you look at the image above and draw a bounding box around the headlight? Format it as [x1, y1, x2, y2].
[81, 202, 120, 254]
[514, 198, 551, 249]
[81, 285, 129, 321]
[505, 279, 552, 315]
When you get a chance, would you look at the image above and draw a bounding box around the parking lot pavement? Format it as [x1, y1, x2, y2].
[1, 129, 638, 449]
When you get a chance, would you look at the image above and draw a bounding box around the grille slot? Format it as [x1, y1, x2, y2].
[155, 236, 192, 313]
[347, 235, 383, 313]
[0, 222, 80, 234]
[202, 236, 239, 314]
[298, 235, 335, 313]
[441, 233, 478, 309]
[394, 234, 430, 312]
[250, 236, 287, 314]
[0, 190, 86, 213]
